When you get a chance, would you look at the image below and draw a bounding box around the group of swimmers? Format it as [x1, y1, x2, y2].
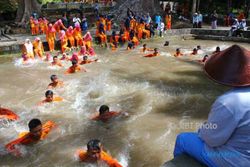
[1, 70, 126, 166]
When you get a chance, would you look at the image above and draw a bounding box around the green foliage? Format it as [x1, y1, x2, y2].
[38, 0, 63, 4]
[0, 0, 18, 13]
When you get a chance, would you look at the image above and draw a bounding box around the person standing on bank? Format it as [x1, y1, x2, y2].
[211, 10, 218, 29]
[198, 11, 203, 28]
[173, 45, 250, 167]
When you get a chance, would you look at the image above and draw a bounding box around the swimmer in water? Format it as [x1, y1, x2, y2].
[213, 46, 221, 54]
[65, 60, 86, 74]
[174, 48, 183, 57]
[92, 105, 128, 122]
[80, 56, 98, 65]
[51, 56, 63, 67]
[164, 41, 170, 46]
[191, 48, 198, 55]
[47, 75, 64, 89]
[144, 48, 159, 57]
[198, 55, 209, 64]
[142, 44, 154, 53]
[77, 139, 122, 167]
[38, 90, 63, 105]
[5, 119, 55, 156]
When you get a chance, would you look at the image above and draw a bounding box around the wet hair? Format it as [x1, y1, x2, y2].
[143, 44, 147, 47]
[87, 139, 101, 151]
[204, 55, 208, 58]
[176, 48, 180, 52]
[45, 90, 53, 97]
[28, 119, 42, 131]
[164, 41, 169, 46]
[99, 105, 109, 115]
[83, 56, 88, 60]
[53, 56, 58, 59]
[154, 48, 158, 52]
[193, 48, 197, 52]
[50, 74, 57, 81]
[72, 60, 78, 65]
[216, 46, 220, 52]
[197, 45, 201, 50]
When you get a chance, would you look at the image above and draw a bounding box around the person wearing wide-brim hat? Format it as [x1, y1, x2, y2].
[173, 45, 250, 167]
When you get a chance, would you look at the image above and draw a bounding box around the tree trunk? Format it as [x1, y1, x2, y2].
[15, 0, 41, 24]
[192, 0, 197, 14]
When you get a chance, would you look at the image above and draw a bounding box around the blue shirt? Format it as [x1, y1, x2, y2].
[198, 88, 250, 167]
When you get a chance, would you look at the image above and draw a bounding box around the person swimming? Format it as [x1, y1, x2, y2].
[164, 41, 170, 46]
[144, 48, 159, 57]
[174, 48, 183, 57]
[127, 41, 135, 50]
[191, 48, 198, 55]
[198, 55, 209, 64]
[51, 56, 63, 67]
[60, 53, 69, 61]
[65, 60, 86, 74]
[213, 46, 221, 54]
[0, 105, 19, 121]
[77, 139, 122, 167]
[91, 105, 124, 122]
[5, 119, 55, 156]
[80, 56, 98, 65]
[47, 75, 64, 89]
[38, 90, 63, 105]
[142, 44, 154, 53]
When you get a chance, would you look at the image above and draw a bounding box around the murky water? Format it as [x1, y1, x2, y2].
[0, 37, 249, 167]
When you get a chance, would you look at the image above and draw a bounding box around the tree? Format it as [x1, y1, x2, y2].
[192, 0, 197, 13]
[15, 0, 41, 24]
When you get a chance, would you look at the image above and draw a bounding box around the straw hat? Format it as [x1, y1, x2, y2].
[204, 45, 250, 87]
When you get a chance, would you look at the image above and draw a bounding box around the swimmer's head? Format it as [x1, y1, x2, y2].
[143, 44, 147, 48]
[216, 46, 220, 52]
[87, 139, 102, 160]
[193, 48, 197, 54]
[53, 56, 58, 62]
[25, 39, 30, 44]
[50, 74, 58, 82]
[154, 48, 158, 53]
[45, 90, 53, 102]
[72, 60, 78, 66]
[99, 105, 109, 115]
[83, 56, 88, 61]
[197, 45, 201, 50]
[28, 119, 42, 140]
[164, 41, 169, 46]
[176, 48, 180, 52]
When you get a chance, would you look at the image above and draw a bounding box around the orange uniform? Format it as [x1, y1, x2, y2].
[80, 59, 98, 65]
[40, 96, 63, 105]
[5, 121, 55, 155]
[92, 111, 120, 122]
[0, 107, 19, 121]
[73, 26, 83, 47]
[33, 40, 44, 59]
[144, 52, 159, 58]
[107, 20, 112, 31]
[65, 65, 84, 74]
[78, 150, 122, 167]
[174, 52, 183, 57]
[165, 15, 172, 30]
[46, 24, 56, 52]
[66, 27, 75, 48]
[47, 81, 64, 89]
[30, 17, 36, 35]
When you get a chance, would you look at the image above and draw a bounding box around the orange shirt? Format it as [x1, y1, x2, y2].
[0, 107, 19, 121]
[47, 81, 64, 89]
[78, 150, 122, 167]
[51, 61, 63, 67]
[5, 121, 55, 154]
[144, 53, 159, 58]
[65, 65, 83, 74]
[174, 52, 183, 57]
[40, 96, 63, 104]
[92, 111, 120, 122]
